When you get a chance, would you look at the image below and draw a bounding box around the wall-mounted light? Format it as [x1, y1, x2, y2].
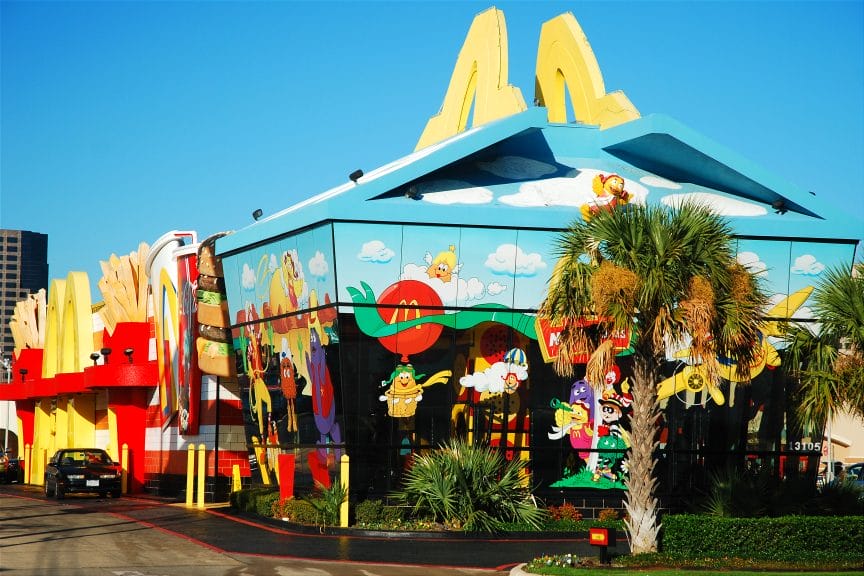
[124, 348, 134, 364]
[89, 352, 101, 367]
[252, 208, 263, 221]
[772, 200, 788, 215]
[100, 348, 112, 364]
[349, 169, 364, 183]
[19, 368, 28, 383]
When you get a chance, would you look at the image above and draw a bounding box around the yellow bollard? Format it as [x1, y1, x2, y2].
[197, 444, 206, 509]
[23, 444, 31, 485]
[186, 444, 196, 508]
[339, 454, 349, 527]
[121, 443, 129, 494]
[232, 464, 241, 493]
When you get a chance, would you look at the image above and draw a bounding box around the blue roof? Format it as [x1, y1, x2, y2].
[217, 108, 861, 255]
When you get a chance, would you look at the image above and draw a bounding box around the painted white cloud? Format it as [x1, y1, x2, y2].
[737, 251, 768, 276]
[477, 156, 557, 180]
[418, 180, 494, 205]
[402, 263, 485, 303]
[640, 175, 681, 189]
[661, 192, 767, 217]
[459, 361, 529, 394]
[487, 281, 507, 296]
[485, 244, 547, 277]
[241, 263, 256, 290]
[308, 251, 328, 278]
[499, 169, 649, 208]
[791, 254, 825, 276]
[268, 254, 278, 273]
[358, 240, 395, 263]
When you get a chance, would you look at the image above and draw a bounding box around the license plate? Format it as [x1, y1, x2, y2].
[86, 479, 99, 487]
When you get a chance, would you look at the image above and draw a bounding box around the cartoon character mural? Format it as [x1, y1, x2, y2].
[550, 366, 632, 489]
[244, 303, 272, 441]
[306, 312, 342, 462]
[278, 337, 299, 433]
[426, 245, 460, 282]
[455, 329, 532, 462]
[657, 286, 814, 407]
[580, 173, 631, 221]
[548, 378, 595, 459]
[379, 363, 451, 418]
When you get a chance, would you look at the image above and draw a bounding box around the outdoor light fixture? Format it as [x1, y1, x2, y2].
[101, 348, 112, 364]
[772, 200, 788, 215]
[252, 208, 263, 221]
[89, 352, 101, 367]
[124, 348, 134, 364]
[405, 186, 423, 200]
[349, 169, 363, 183]
[19, 368, 28, 383]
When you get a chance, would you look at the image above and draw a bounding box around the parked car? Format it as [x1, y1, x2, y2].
[846, 462, 864, 487]
[44, 448, 122, 499]
[0, 450, 20, 483]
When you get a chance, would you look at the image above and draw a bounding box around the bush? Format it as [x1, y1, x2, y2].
[391, 439, 547, 532]
[547, 502, 582, 522]
[661, 514, 864, 562]
[354, 498, 384, 525]
[271, 497, 318, 524]
[230, 487, 279, 514]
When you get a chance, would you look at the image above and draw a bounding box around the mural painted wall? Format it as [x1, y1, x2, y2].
[220, 213, 857, 494]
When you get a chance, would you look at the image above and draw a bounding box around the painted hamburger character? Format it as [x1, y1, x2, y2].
[380, 363, 452, 418]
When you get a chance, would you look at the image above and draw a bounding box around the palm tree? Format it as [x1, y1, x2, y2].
[539, 202, 766, 553]
[782, 263, 864, 464]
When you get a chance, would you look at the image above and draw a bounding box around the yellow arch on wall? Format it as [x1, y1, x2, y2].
[534, 13, 639, 128]
[43, 279, 66, 379]
[43, 273, 94, 377]
[415, 7, 527, 150]
[60, 272, 94, 374]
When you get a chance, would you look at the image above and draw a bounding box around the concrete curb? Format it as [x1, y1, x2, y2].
[509, 563, 531, 576]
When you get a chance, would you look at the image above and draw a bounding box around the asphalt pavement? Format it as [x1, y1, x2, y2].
[0, 483, 613, 575]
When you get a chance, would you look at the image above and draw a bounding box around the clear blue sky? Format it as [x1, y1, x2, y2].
[2, 1, 862, 296]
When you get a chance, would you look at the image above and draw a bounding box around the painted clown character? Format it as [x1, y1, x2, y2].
[425, 245, 460, 283]
[380, 364, 452, 418]
[581, 173, 631, 221]
[548, 378, 595, 458]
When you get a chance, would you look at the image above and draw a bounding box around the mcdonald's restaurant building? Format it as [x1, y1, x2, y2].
[4, 8, 860, 504]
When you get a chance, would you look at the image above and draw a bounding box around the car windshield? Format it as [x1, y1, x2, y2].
[59, 450, 111, 465]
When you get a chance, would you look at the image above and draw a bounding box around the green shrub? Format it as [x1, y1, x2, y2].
[256, 490, 281, 517]
[391, 439, 547, 532]
[662, 514, 864, 562]
[272, 497, 318, 524]
[354, 499, 384, 525]
[230, 487, 279, 514]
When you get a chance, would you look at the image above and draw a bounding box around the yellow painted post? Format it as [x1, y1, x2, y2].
[231, 464, 241, 493]
[339, 454, 349, 527]
[121, 443, 129, 494]
[185, 444, 195, 508]
[23, 443, 31, 484]
[197, 444, 206, 509]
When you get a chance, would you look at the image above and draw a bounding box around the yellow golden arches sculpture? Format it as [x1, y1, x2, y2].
[416, 9, 639, 150]
[415, 7, 527, 151]
[535, 13, 639, 128]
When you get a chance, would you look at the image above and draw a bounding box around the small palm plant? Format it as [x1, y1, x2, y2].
[306, 481, 348, 527]
[391, 439, 546, 532]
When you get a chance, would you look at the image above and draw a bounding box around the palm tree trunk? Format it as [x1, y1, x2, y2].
[623, 355, 661, 554]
